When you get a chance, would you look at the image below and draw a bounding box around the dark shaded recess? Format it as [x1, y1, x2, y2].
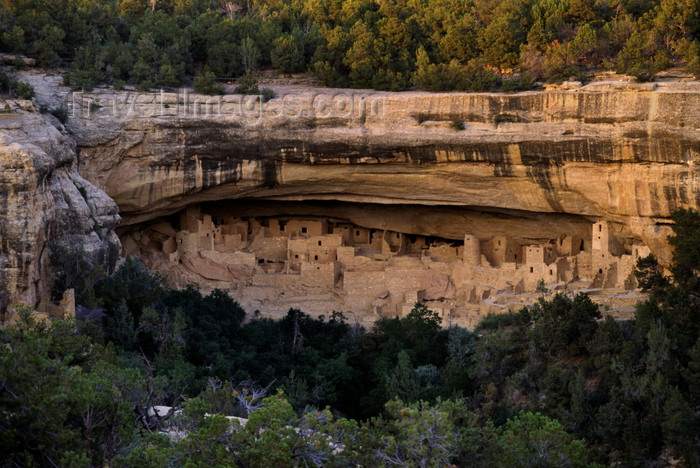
[261, 159, 281, 188]
[202, 200, 467, 219]
[422, 235, 464, 247]
[194, 199, 592, 242]
[655, 220, 676, 227]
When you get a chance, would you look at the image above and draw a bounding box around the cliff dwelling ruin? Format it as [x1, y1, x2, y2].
[7, 73, 697, 324]
[121, 202, 650, 328]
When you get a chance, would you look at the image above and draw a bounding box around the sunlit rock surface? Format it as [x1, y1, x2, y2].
[69, 80, 700, 265]
[10, 72, 700, 324]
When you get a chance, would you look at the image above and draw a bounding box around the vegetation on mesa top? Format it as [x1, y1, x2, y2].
[2, 0, 700, 95]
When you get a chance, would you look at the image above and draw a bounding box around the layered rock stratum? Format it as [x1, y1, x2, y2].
[67, 79, 700, 258]
[4, 71, 700, 324]
[0, 93, 120, 317]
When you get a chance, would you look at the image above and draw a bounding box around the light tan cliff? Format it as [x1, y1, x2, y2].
[0, 97, 120, 318]
[6, 72, 700, 323]
[62, 79, 700, 266]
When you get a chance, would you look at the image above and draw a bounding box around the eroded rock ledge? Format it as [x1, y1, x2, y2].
[67, 80, 700, 264]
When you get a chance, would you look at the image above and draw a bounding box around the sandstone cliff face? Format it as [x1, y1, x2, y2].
[0, 104, 120, 317]
[5, 74, 698, 323]
[70, 81, 700, 265]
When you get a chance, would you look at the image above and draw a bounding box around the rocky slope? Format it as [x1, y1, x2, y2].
[0, 97, 120, 318]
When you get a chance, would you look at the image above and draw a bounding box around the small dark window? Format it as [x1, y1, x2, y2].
[599, 224, 602, 232]
[318, 240, 322, 246]
[579, 240, 584, 251]
[549, 269, 553, 275]
[598, 268, 603, 274]
[314, 255, 318, 260]
[498, 240, 501, 246]
[514, 254, 518, 261]
[530, 267, 534, 273]
[302, 227, 307, 233]
[295, 255, 299, 258]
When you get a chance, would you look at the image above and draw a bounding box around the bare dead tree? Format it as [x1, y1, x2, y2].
[132, 353, 183, 432]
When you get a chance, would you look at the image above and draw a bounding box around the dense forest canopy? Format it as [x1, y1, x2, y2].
[1, 0, 700, 92]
